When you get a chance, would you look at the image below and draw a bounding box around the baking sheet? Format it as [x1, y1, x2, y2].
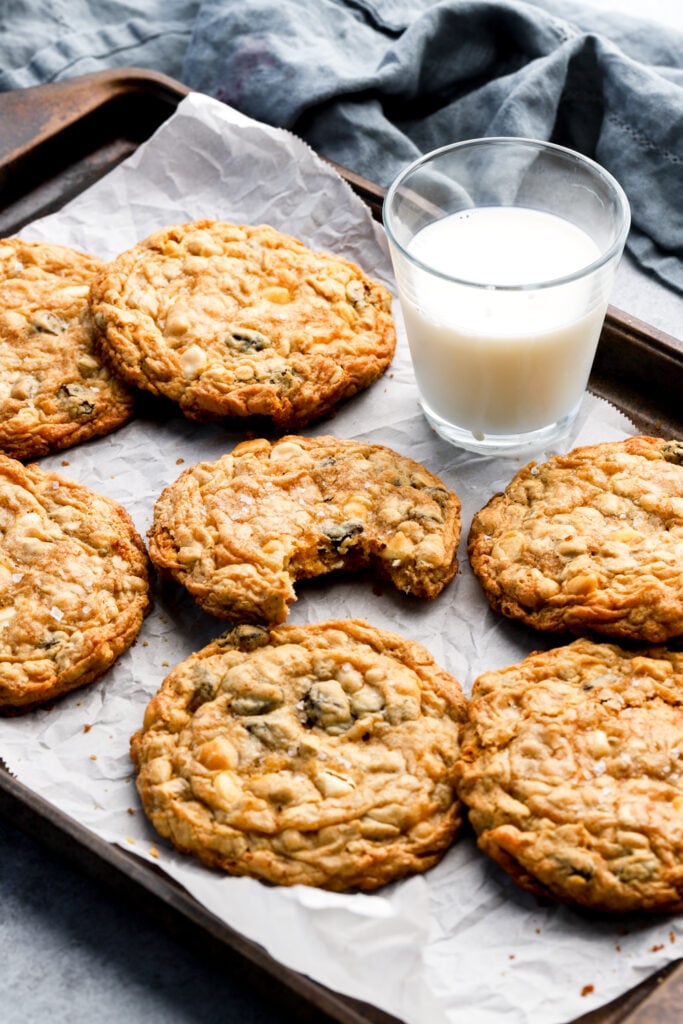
[0, 90, 680, 1024]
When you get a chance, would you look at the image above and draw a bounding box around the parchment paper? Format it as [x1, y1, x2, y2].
[1, 91, 679, 1024]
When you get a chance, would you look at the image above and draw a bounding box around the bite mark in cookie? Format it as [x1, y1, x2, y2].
[131, 619, 466, 890]
[90, 220, 396, 429]
[148, 435, 461, 624]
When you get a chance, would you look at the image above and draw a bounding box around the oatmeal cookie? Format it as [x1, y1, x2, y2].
[0, 238, 134, 460]
[131, 618, 466, 890]
[468, 436, 683, 642]
[0, 453, 150, 709]
[456, 638, 683, 912]
[148, 435, 460, 624]
[90, 220, 396, 428]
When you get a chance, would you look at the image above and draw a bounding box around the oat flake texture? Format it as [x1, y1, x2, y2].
[456, 638, 683, 912]
[90, 220, 396, 428]
[468, 435, 683, 642]
[0, 453, 150, 709]
[131, 618, 466, 890]
[148, 434, 461, 624]
[0, 238, 134, 460]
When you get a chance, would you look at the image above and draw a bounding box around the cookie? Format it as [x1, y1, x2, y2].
[0, 453, 150, 709]
[0, 238, 134, 460]
[148, 435, 461, 624]
[131, 618, 466, 890]
[90, 220, 396, 428]
[468, 436, 683, 642]
[456, 638, 683, 912]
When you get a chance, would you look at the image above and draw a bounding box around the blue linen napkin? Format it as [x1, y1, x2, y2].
[0, 0, 680, 296]
[182, 0, 683, 297]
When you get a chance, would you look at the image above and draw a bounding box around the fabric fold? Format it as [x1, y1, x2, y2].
[183, 0, 683, 294]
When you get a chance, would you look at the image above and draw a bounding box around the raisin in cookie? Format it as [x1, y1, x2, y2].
[0, 238, 134, 460]
[131, 619, 466, 890]
[456, 638, 683, 912]
[90, 220, 396, 428]
[148, 435, 460, 624]
[0, 453, 150, 709]
[468, 436, 683, 642]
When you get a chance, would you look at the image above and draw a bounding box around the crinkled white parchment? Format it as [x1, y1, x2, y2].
[0, 91, 679, 1024]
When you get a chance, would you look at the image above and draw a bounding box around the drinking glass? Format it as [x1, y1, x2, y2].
[383, 138, 631, 455]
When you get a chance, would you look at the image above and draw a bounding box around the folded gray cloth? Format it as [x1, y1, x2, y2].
[0, 0, 200, 88]
[183, 0, 683, 296]
[0, 0, 680, 296]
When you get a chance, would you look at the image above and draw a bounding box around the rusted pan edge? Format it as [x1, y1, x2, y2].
[0, 68, 190, 170]
[592, 312, 683, 438]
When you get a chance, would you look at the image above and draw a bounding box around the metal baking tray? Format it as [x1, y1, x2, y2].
[0, 67, 682, 1024]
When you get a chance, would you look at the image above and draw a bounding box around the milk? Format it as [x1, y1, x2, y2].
[398, 207, 607, 437]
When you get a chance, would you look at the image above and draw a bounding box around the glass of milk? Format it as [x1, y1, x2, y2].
[383, 138, 630, 455]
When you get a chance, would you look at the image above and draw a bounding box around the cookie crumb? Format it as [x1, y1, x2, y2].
[148, 436, 460, 623]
